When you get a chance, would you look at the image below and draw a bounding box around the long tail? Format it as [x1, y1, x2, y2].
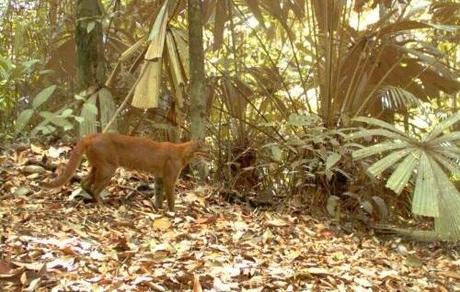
[42, 140, 86, 188]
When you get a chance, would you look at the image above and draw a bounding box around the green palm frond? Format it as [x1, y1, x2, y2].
[367, 148, 413, 177]
[428, 131, 460, 145]
[425, 112, 460, 141]
[350, 112, 460, 240]
[385, 150, 420, 194]
[352, 141, 410, 160]
[413, 153, 439, 217]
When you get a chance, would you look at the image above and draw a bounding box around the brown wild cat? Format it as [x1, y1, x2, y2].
[42, 133, 205, 211]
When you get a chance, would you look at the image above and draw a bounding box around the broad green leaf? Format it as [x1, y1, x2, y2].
[325, 152, 341, 180]
[367, 148, 412, 177]
[412, 153, 439, 217]
[31, 100, 79, 136]
[386, 150, 420, 194]
[35, 124, 56, 135]
[352, 141, 409, 160]
[61, 109, 73, 118]
[38, 111, 71, 130]
[16, 109, 34, 132]
[325, 152, 341, 172]
[32, 85, 57, 109]
[53, 118, 73, 131]
[39, 111, 73, 130]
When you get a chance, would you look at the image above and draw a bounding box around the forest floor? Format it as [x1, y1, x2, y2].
[1, 145, 459, 291]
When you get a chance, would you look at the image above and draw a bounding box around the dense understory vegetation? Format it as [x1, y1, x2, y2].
[1, 0, 460, 241]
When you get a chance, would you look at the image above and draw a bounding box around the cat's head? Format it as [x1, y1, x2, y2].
[185, 140, 208, 159]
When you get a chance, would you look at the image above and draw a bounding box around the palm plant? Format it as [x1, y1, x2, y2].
[307, 0, 460, 127]
[349, 113, 460, 240]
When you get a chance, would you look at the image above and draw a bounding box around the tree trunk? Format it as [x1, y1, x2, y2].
[76, 0, 105, 90]
[188, 0, 207, 178]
